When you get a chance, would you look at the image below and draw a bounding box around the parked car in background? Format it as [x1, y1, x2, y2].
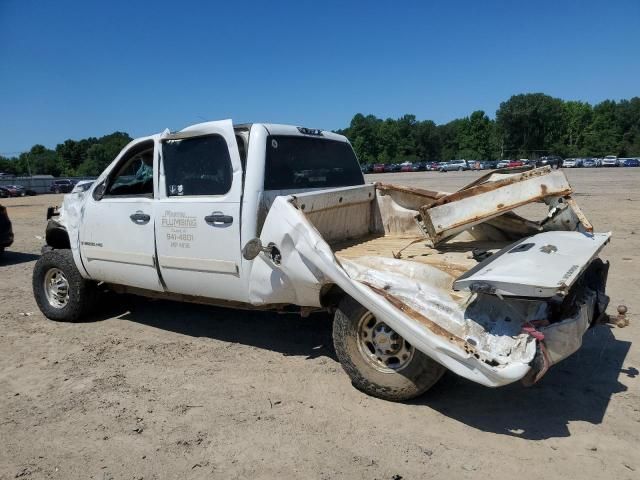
[439, 160, 469, 172]
[423, 161, 438, 171]
[562, 158, 578, 168]
[372, 163, 385, 173]
[4, 185, 37, 196]
[507, 159, 525, 168]
[49, 179, 77, 193]
[602, 155, 619, 167]
[0, 204, 13, 255]
[582, 158, 597, 168]
[622, 158, 640, 167]
[0, 185, 22, 197]
[470, 160, 496, 170]
[483, 160, 498, 169]
[400, 162, 413, 172]
[496, 159, 510, 168]
[536, 156, 563, 169]
[384, 163, 401, 173]
[413, 162, 427, 171]
[361, 164, 373, 174]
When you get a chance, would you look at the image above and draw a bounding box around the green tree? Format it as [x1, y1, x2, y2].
[415, 120, 440, 160]
[496, 93, 565, 157]
[583, 100, 621, 156]
[561, 101, 592, 157]
[457, 111, 496, 159]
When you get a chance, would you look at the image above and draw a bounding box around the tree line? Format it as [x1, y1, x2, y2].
[1, 93, 639, 177]
[337, 93, 640, 164]
[0, 132, 132, 177]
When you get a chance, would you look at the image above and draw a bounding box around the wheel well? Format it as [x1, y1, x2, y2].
[319, 283, 346, 309]
[45, 220, 71, 249]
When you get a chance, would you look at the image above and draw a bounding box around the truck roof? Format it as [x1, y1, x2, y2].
[222, 121, 348, 143]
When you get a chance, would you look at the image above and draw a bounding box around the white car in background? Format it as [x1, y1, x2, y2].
[562, 158, 578, 168]
[602, 155, 618, 167]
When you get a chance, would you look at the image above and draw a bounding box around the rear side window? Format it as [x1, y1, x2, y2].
[264, 136, 364, 190]
[163, 135, 232, 196]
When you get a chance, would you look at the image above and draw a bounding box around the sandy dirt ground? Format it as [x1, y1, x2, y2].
[1, 169, 638, 479]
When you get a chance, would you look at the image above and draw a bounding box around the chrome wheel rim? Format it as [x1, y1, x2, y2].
[44, 268, 69, 309]
[356, 312, 415, 373]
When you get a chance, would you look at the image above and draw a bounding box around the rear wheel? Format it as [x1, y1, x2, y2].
[333, 296, 446, 401]
[33, 249, 97, 322]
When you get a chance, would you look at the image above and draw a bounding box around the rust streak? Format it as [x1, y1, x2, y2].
[376, 182, 445, 200]
[421, 188, 573, 237]
[429, 167, 565, 207]
[361, 281, 476, 355]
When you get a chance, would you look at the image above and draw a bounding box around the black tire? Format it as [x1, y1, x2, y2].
[333, 296, 446, 401]
[32, 249, 97, 322]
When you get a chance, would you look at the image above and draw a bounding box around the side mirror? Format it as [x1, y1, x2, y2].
[242, 238, 271, 260]
[92, 182, 106, 201]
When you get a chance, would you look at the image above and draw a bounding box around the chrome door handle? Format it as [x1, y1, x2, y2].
[130, 211, 150, 224]
[205, 212, 233, 225]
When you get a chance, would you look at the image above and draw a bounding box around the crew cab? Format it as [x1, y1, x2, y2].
[33, 120, 612, 401]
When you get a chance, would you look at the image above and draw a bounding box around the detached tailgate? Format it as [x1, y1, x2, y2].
[454, 231, 610, 297]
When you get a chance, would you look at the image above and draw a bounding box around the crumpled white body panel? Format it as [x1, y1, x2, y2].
[250, 196, 539, 387]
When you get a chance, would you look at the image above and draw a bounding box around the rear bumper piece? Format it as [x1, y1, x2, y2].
[527, 259, 609, 382]
[540, 290, 596, 365]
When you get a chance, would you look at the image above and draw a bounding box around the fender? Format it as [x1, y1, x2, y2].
[45, 219, 71, 250]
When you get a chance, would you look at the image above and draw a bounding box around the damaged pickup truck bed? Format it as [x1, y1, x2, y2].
[33, 120, 611, 401]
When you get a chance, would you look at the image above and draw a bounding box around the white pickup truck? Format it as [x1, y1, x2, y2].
[33, 120, 612, 401]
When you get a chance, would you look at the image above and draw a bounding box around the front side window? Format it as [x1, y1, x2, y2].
[264, 136, 364, 190]
[163, 135, 232, 196]
[105, 141, 154, 197]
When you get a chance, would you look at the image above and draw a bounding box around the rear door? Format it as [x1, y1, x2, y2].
[153, 120, 246, 302]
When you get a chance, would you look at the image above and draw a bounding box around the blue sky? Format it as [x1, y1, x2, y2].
[1, 0, 638, 155]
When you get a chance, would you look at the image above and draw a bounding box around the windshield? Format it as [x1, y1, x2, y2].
[264, 135, 364, 190]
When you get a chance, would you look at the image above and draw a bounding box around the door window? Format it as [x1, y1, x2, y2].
[162, 135, 232, 196]
[104, 141, 155, 197]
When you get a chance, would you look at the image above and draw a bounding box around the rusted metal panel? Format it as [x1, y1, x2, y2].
[375, 182, 445, 201]
[361, 281, 478, 356]
[419, 168, 573, 245]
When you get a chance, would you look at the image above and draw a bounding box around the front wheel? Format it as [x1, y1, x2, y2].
[32, 249, 97, 322]
[333, 297, 446, 401]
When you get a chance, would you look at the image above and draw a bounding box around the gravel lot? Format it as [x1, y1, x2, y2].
[1, 169, 638, 479]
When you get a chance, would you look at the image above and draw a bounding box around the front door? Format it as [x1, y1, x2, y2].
[153, 120, 246, 302]
[79, 137, 163, 291]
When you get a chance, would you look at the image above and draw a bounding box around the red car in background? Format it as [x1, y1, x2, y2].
[508, 160, 524, 168]
[372, 163, 386, 173]
[400, 163, 413, 172]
